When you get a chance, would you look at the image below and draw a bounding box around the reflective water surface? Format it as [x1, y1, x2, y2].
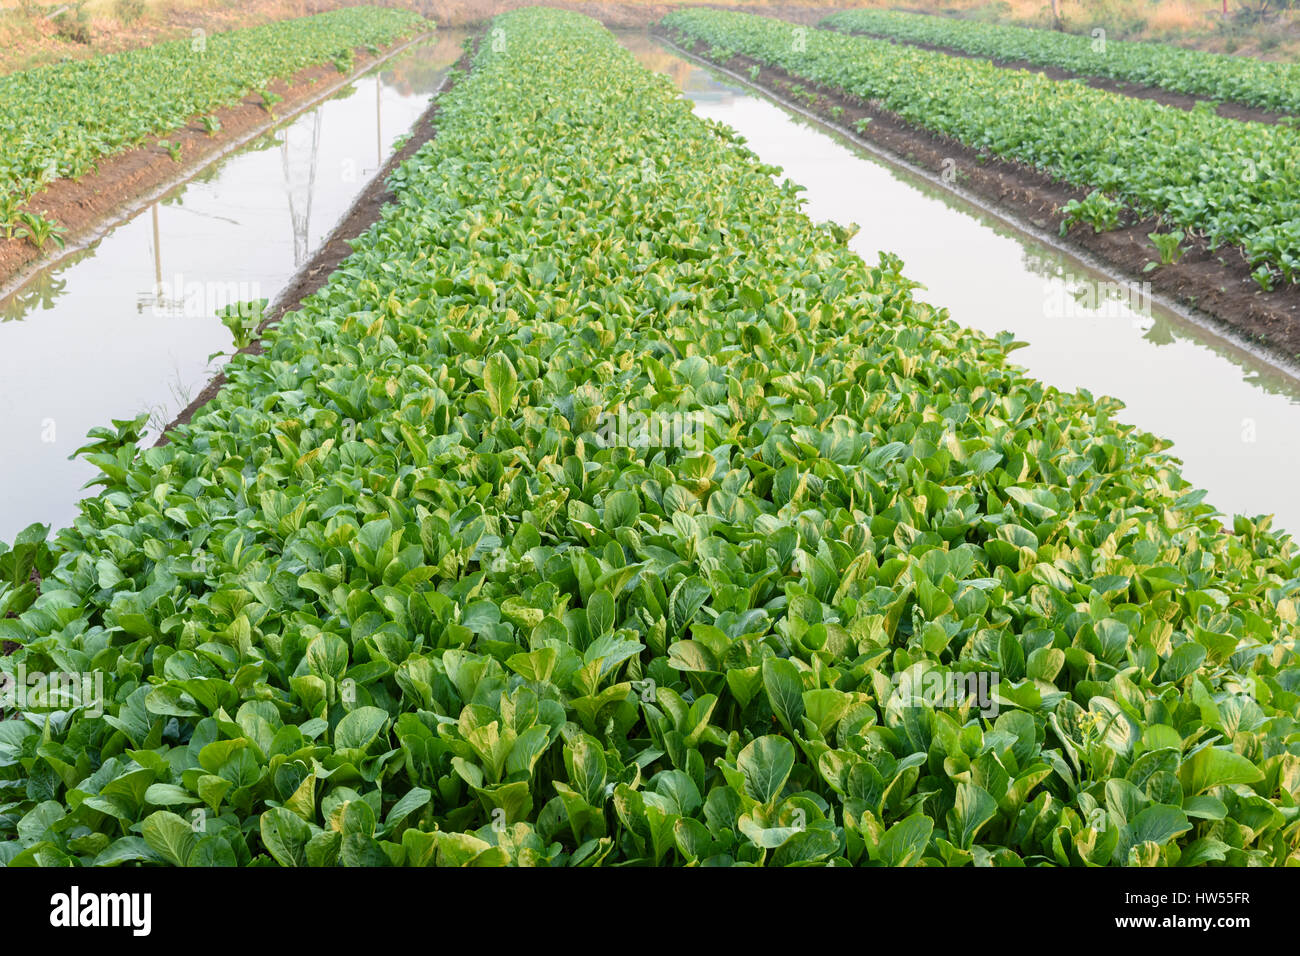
[624, 33, 1300, 537]
[0, 34, 466, 541]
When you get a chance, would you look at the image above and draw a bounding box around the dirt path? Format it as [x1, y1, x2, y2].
[656, 29, 1300, 367]
[0, 30, 431, 295]
[823, 23, 1295, 127]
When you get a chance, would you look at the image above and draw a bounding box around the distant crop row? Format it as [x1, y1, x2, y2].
[665, 9, 1300, 287]
[3, 7, 1299, 868]
[823, 9, 1300, 115]
[0, 6, 424, 247]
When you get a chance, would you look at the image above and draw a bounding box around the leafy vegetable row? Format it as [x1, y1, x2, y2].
[3, 6, 1299, 868]
[0, 6, 425, 243]
[823, 8, 1300, 116]
[664, 9, 1300, 286]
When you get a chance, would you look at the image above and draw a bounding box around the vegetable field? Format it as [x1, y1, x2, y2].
[0, 6, 424, 243]
[663, 10, 1300, 288]
[2, 7, 1298, 869]
[823, 8, 1300, 115]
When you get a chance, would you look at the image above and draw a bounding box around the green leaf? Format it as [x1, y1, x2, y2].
[1129, 805, 1191, 846]
[141, 811, 198, 867]
[762, 657, 805, 735]
[737, 735, 795, 805]
[260, 806, 312, 867]
[669, 576, 711, 634]
[946, 782, 997, 850]
[771, 826, 841, 866]
[484, 352, 520, 418]
[1179, 746, 1264, 794]
[334, 706, 390, 752]
[874, 813, 933, 866]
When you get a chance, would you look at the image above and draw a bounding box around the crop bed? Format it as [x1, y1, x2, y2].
[0, 6, 425, 243]
[664, 10, 1300, 289]
[1, 8, 1298, 867]
[823, 8, 1300, 116]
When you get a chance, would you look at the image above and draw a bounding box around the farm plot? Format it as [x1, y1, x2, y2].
[2, 7, 1298, 868]
[664, 9, 1300, 288]
[823, 8, 1300, 115]
[0, 5, 425, 244]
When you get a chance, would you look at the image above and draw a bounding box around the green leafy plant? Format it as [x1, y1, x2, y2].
[255, 86, 284, 115]
[0, 523, 54, 625]
[14, 211, 66, 249]
[216, 298, 268, 351]
[1148, 229, 1186, 265]
[157, 139, 183, 162]
[822, 7, 1300, 114]
[2, 8, 1298, 870]
[199, 113, 222, 136]
[1060, 190, 1124, 234]
[0, 194, 21, 239]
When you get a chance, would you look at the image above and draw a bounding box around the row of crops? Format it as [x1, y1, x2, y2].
[0, 5, 424, 244]
[823, 8, 1300, 115]
[664, 10, 1300, 288]
[2, 6, 1297, 868]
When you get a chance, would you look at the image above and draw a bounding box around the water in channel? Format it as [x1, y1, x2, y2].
[0, 33, 466, 542]
[623, 33, 1300, 538]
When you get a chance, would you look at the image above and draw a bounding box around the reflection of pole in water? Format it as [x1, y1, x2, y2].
[152, 204, 162, 308]
[282, 109, 322, 267]
[139, 202, 184, 314]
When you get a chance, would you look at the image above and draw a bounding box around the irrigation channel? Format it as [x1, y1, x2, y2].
[0, 32, 467, 542]
[622, 32, 1300, 538]
[2, 29, 1300, 544]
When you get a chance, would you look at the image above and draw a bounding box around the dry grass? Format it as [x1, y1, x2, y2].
[1147, 0, 1207, 34]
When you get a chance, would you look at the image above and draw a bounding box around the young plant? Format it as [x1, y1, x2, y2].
[15, 211, 66, 250]
[1148, 229, 1185, 265]
[216, 298, 268, 351]
[257, 87, 284, 115]
[0, 194, 21, 239]
[1059, 190, 1123, 235]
